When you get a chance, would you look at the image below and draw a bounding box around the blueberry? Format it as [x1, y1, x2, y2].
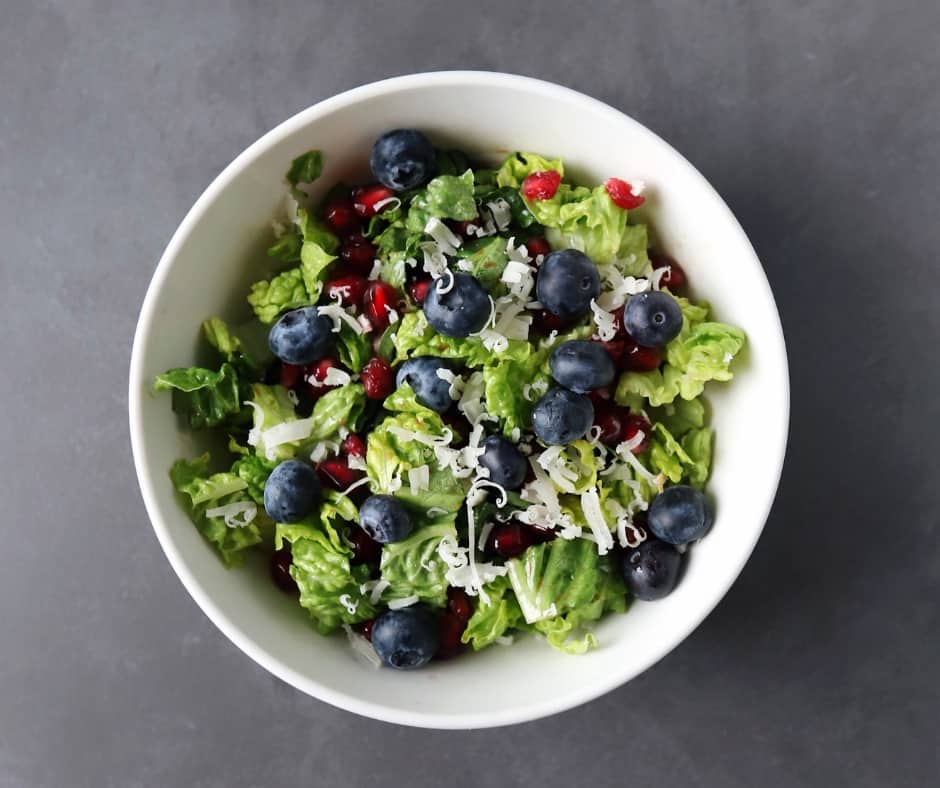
[371, 606, 440, 669]
[622, 291, 683, 347]
[549, 340, 616, 393]
[358, 494, 414, 544]
[648, 484, 713, 544]
[479, 435, 528, 489]
[268, 306, 334, 365]
[530, 387, 594, 445]
[370, 129, 436, 192]
[621, 538, 682, 601]
[395, 356, 457, 413]
[423, 273, 491, 338]
[263, 460, 321, 523]
[535, 249, 600, 320]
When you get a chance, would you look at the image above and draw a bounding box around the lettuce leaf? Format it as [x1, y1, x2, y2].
[461, 575, 528, 650]
[170, 454, 264, 566]
[615, 298, 746, 408]
[460, 236, 511, 290]
[379, 515, 457, 608]
[505, 538, 627, 654]
[297, 206, 340, 256]
[276, 514, 375, 634]
[299, 237, 337, 300]
[247, 267, 310, 324]
[496, 152, 564, 188]
[392, 311, 532, 368]
[334, 323, 371, 374]
[230, 453, 274, 505]
[154, 363, 247, 430]
[286, 149, 323, 187]
[425, 170, 477, 221]
[267, 227, 302, 262]
[646, 398, 713, 488]
[201, 318, 261, 378]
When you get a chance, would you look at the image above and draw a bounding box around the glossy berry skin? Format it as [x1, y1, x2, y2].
[270, 547, 298, 594]
[278, 362, 304, 389]
[268, 307, 334, 365]
[360, 357, 395, 399]
[395, 356, 457, 413]
[339, 234, 378, 274]
[446, 587, 472, 622]
[525, 236, 551, 258]
[435, 612, 466, 660]
[650, 253, 687, 291]
[263, 460, 321, 523]
[324, 196, 361, 235]
[305, 356, 342, 395]
[348, 526, 382, 566]
[619, 338, 662, 372]
[623, 414, 652, 453]
[362, 281, 399, 332]
[536, 249, 600, 320]
[550, 340, 616, 393]
[316, 456, 364, 491]
[370, 129, 436, 191]
[531, 387, 595, 445]
[486, 521, 533, 559]
[621, 538, 682, 601]
[478, 435, 528, 489]
[358, 494, 414, 544]
[622, 291, 683, 347]
[341, 432, 366, 458]
[521, 170, 561, 200]
[423, 273, 491, 338]
[605, 177, 646, 210]
[325, 275, 368, 307]
[352, 184, 396, 217]
[408, 278, 432, 305]
[648, 485, 713, 545]
[592, 401, 631, 445]
[371, 606, 440, 670]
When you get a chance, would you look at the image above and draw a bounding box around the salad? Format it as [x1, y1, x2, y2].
[155, 129, 746, 669]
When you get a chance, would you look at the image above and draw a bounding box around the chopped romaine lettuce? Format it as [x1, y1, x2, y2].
[379, 515, 457, 608]
[285, 149, 323, 188]
[496, 152, 564, 188]
[154, 363, 246, 430]
[247, 267, 310, 324]
[461, 575, 528, 650]
[392, 311, 531, 368]
[424, 170, 477, 221]
[460, 236, 510, 289]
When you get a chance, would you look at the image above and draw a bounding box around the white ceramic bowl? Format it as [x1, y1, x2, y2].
[129, 72, 788, 729]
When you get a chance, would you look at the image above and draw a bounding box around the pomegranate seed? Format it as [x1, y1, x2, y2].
[435, 612, 466, 660]
[341, 433, 366, 458]
[487, 521, 533, 559]
[650, 253, 687, 291]
[620, 338, 662, 372]
[450, 217, 480, 236]
[358, 618, 375, 642]
[339, 235, 378, 274]
[593, 338, 625, 365]
[278, 362, 304, 389]
[360, 357, 395, 399]
[362, 281, 399, 331]
[532, 310, 575, 336]
[521, 170, 562, 200]
[605, 178, 646, 210]
[352, 184, 395, 217]
[325, 275, 368, 307]
[587, 386, 614, 408]
[318, 456, 365, 491]
[408, 278, 432, 305]
[525, 236, 551, 258]
[447, 587, 472, 623]
[624, 414, 653, 453]
[523, 523, 557, 543]
[348, 525, 382, 566]
[324, 197, 361, 235]
[305, 356, 342, 394]
[593, 401, 630, 445]
[270, 548, 298, 594]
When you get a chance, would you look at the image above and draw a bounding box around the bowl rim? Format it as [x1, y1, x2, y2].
[128, 70, 790, 729]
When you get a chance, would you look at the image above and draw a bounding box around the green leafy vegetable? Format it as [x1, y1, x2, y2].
[460, 236, 510, 289]
[297, 207, 340, 255]
[299, 238, 337, 302]
[392, 311, 531, 368]
[334, 323, 371, 373]
[286, 149, 324, 187]
[170, 454, 263, 566]
[247, 267, 309, 324]
[435, 149, 471, 177]
[379, 516, 456, 608]
[154, 363, 246, 430]
[267, 228, 303, 262]
[201, 318, 260, 378]
[462, 575, 528, 650]
[230, 453, 274, 505]
[496, 152, 564, 188]
[425, 170, 477, 221]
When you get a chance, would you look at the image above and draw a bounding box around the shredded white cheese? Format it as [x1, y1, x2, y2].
[338, 594, 359, 615]
[424, 217, 462, 255]
[319, 297, 366, 335]
[387, 595, 419, 610]
[308, 367, 352, 388]
[205, 501, 257, 529]
[407, 465, 430, 494]
[591, 299, 618, 341]
[580, 486, 614, 555]
[342, 625, 381, 668]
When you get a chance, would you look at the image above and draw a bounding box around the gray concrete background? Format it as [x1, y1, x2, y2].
[2, 1, 938, 785]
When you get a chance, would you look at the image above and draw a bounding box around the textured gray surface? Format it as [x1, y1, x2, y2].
[2, 0, 938, 785]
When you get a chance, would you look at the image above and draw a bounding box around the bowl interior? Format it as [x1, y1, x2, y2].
[129, 72, 788, 728]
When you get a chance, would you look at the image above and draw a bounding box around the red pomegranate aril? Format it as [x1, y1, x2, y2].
[340, 235, 378, 274]
[447, 587, 473, 623]
[587, 386, 613, 408]
[650, 253, 687, 291]
[524, 522, 557, 544]
[521, 170, 562, 201]
[278, 362, 304, 389]
[325, 275, 368, 307]
[341, 432, 366, 458]
[317, 456, 365, 491]
[360, 356, 395, 399]
[488, 521, 533, 559]
[352, 184, 396, 217]
[358, 618, 375, 642]
[348, 526, 382, 566]
[593, 338, 625, 365]
[624, 414, 653, 453]
[435, 612, 466, 660]
[306, 356, 341, 391]
[450, 217, 480, 236]
[362, 281, 399, 331]
[408, 278, 432, 305]
[324, 197, 362, 235]
[532, 310, 575, 336]
[593, 402, 629, 445]
[620, 338, 662, 372]
[525, 236, 551, 258]
[270, 548, 298, 594]
[605, 177, 646, 210]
